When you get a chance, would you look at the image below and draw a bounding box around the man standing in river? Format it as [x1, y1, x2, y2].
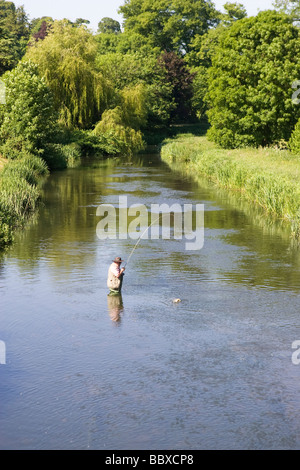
[107, 257, 125, 294]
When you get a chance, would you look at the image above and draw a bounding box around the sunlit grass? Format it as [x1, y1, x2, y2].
[0, 156, 7, 171]
[161, 135, 300, 239]
[0, 155, 49, 249]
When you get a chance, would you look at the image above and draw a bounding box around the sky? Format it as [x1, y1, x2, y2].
[16, 0, 276, 32]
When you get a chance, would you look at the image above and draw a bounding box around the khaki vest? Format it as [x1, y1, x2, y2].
[107, 264, 123, 291]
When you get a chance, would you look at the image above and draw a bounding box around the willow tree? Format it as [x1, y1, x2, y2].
[94, 84, 148, 155]
[26, 21, 113, 129]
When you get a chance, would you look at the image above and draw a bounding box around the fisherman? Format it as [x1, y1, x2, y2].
[107, 256, 125, 294]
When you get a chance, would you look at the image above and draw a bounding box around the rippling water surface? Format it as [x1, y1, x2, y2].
[1, 153, 300, 450]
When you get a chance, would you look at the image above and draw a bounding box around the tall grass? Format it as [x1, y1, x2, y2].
[161, 135, 300, 239]
[0, 155, 49, 249]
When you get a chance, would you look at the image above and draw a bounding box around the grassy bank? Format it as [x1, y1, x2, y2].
[0, 155, 49, 250]
[161, 135, 300, 239]
[0, 157, 7, 171]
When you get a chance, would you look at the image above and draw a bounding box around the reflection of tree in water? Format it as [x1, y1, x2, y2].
[0, 259, 4, 280]
[107, 294, 124, 324]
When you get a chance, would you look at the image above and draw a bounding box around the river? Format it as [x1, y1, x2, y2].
[1, 152, 300, 450]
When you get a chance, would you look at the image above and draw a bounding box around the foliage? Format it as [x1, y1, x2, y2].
[161, 134, 300, 238]
[93, 82, 148, 155]
[1, 154, 48, 185]
[42, 142, 82, 169]
[289, 118, 300, 153]
[70, 129, 127, 157]
[206, 11, 300, 148]
[119, 0, 219, 54]
[0, 175, 39, 216]
[187, 2, 247, 68]
[220, 2, 247, 24]
[73, 18, 90, 26]
[190, 66, 209, 119]
[94, 107, 145, 156]
[98, 17, 121, 34]
[0, 154, 49, 249]
[95, 31, 121, 54]
[186, 25, 225, 69]
[29, 16, 53, 36]
[31, 19, 52, 42]
[96, 51, 155, 90]
[0, 1, 31, 74]
[120, 84, 149, 130]
[96, 51, 175, 126]
[0, 61, 58, 156]
[158, 51, 195, 122]
[273, 0, 300, 18]
[26, 21, 113, 129]
[95, 29, 159, 56]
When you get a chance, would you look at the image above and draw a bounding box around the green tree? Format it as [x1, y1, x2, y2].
[98, 17, 121, 34]
[30, 17, 53, 35]
[74, 18, 90, 26]
[221, 2, 247, 24]
[93, 84, 148, 155]
[187, 2, 247, 68]
[158, 51, 195, 121]
[206, 10, 300, 148]
[95, 29, 159, 56]
[96, 51, 175, 126]
[30, 18, 53, 42]
[26, 21, 113, 129]
[0, 1, 30, 74]
[0, 61, 57, 157]
[186, 3, 247, 119]
[119, 0, 219, 54]
[273, 0, 300, 18]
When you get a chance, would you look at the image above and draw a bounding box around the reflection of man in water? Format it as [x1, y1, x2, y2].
[107, 257, 125, 294]
[107, 293, 124, 323]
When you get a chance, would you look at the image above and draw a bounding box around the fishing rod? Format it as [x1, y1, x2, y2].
[124, 215, 160, 268]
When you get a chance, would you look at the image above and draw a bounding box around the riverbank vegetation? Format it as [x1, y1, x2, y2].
[1, 0, 300, 248]
[161, 135, 300, 238]
[0, 155, 48, 249]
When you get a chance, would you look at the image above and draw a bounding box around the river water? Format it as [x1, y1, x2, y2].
[1, 152, 300, 450]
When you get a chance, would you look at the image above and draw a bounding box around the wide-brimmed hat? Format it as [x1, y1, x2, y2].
[112, 257, 124, 263]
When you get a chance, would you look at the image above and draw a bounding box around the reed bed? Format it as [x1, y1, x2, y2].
[0, 155, 49, 249]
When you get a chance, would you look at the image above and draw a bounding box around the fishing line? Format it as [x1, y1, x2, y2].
[124, 215, 160, 268]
